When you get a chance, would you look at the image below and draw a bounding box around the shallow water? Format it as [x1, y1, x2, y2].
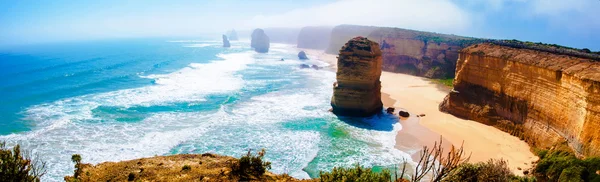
[0, 39, 412, 181]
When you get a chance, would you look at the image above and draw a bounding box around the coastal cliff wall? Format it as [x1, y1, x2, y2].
[325, 25, 482, 78]
[331, 37, 383, 117]
[440, 43, 600, 156]
[263, 27, 301, 44]
[297, 26, 333, 50]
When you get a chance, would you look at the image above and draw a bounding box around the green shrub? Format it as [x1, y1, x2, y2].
[0, 141, 46, 182]
[444, 159, 515, 182]
[181, 164, 191, 171]
[435, 78, 454, 87]
[71, 154, 83, 179]
[319, 164, 391, 182]
[558, 166, 585, 182]
[229, 149, 272, 180]
[443, 163, 479, 182]
[533, 147, 600, 182]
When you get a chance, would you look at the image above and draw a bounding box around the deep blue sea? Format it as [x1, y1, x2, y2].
[0, 39, 410, 181]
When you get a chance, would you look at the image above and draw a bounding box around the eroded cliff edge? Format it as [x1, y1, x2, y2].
[440, 43, 600, 156]
[325, 25, 483, 79]
[331, 37, 383, 117]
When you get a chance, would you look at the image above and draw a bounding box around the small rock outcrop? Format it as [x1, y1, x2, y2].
[298, 51, 308, 60]
[300, 64, 310, 69]
[227, 29, 238, 41]
[398, 111, 410, 118]
[331, 37, 383, 117]
[251, 29, 270, 53]
[222, 35, 230, 47]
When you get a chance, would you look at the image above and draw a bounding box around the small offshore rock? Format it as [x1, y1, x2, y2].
[386, 107, 395, 114]
[300, 64, 311, 69]
[298, 51, 308, 60]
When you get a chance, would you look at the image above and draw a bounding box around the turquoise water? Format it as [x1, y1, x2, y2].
[0, 39, 411, 181]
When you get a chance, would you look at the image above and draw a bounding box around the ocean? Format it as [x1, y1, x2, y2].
[0, 39, 411, 181]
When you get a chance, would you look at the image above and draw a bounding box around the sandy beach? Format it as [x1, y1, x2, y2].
[303, 49, 538, 174]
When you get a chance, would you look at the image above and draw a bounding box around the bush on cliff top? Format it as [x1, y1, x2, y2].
[0, 141, 47, 182]
[444, 159, 533, 182]
[319, 164, 391, 182]
[533, 145, 600, 182]
[229, 149, 272, 180]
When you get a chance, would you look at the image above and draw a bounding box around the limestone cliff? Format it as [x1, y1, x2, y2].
[263, 27, 301, 44]
[440, 43, 600, 156]
[222, 35, 231, 47]
[297, 26, 333, 50]
[325, 25, 483, 79]
[331, 37, 383, 117]
[251, 29, 270, 53]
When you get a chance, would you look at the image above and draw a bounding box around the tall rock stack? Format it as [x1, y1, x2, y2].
[331, 37, 383, 117]
[250, 29, 270, 53]
[227, 29, 239, 41]
[222, 35, 230, 47]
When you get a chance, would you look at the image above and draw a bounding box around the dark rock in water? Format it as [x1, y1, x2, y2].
[398, 111, 410, 117]
[298, 51, 308, 60]
[386, 107, 395, 114]
[280, 58, 285, 61]
[300, 64, 310, 69]
[222, 35, 230, 47]
[227, 29, 238, 41]
[311, 65, 320, 70]
[251, 29, 270, 53]
[331, 37, 383, 117]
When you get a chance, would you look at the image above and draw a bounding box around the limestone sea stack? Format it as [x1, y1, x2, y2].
[331, 37, 383, 117]
[222, 35, 230, 47]
[227, 29, 238, 41]
[250, 28, 270, 53]
[298, 51, 308, 60]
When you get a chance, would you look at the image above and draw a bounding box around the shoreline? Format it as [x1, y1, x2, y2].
[302, 48, 538, 174]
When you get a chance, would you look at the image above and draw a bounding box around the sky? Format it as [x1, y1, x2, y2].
[0, 0, 598, 50]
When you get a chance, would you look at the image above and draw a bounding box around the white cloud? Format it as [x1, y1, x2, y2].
[528, 0, 600, 35]
[242, 0, 472, 34]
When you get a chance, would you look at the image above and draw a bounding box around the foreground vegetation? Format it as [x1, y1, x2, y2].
[3, 139, 600, 182]
[533, 144, 600, 182]
[0, 142, 46, 182]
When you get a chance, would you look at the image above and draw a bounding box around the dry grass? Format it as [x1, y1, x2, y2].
[64, 153, 308, 182]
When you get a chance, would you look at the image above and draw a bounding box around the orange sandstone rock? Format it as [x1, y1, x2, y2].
[440, 43, 600, 156]
[331, 37, 383, 117]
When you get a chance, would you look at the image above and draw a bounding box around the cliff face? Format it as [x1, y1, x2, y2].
[222, 35, 230, 47]
[251, 29, 270, 53]
[331, 37, 383, 117]
[325, 25, 378, 54]
[440, 43, 600, 156]
[297, 26, 333, 50]
[325, 25, 482, 79]
[263, 27, 301, 44]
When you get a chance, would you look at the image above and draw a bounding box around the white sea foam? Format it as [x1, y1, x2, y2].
[0, 50, 256, 181]
[182, 43, 214, 48]
[1, 43, 414, 181]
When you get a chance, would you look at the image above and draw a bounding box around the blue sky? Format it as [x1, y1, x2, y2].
[1, 0, 598, 50]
